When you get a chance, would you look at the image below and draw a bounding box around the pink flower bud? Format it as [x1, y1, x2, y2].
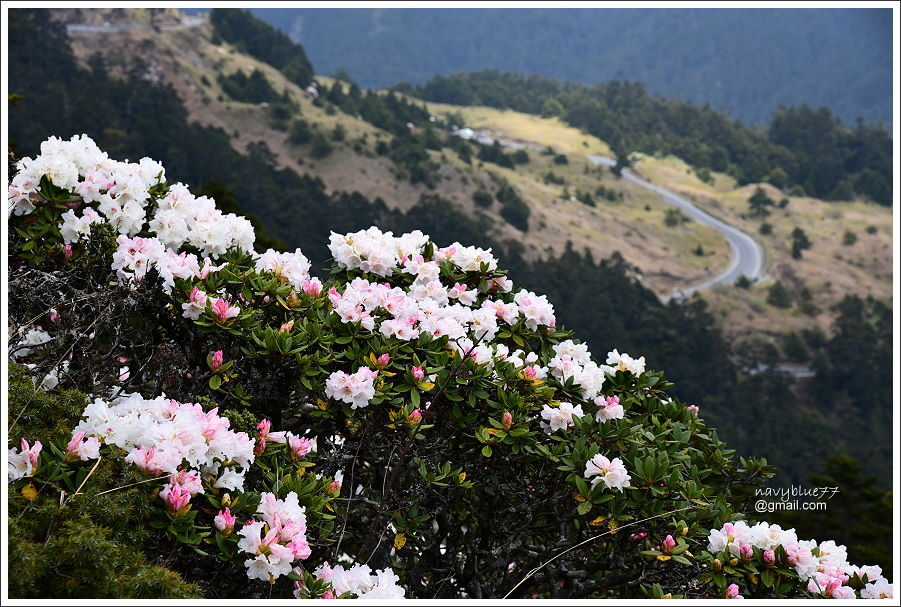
[280, 320, 294, 333]
[210, 350, 224, 372]
[763, 550, 776, 566]
[65, 430, 86, 459]
[740, 544, 753, 561]
[376, 353, 391, 368]
[302, 277, 322, 297]
[631, 531, 648, 541]
[160, 482, 191, 516]
[321, 590, 337, 599]
[686, 404, 700, 417]
[328, 480, 341, 495]
[726, 584, 742, 599]
[409, 408, 422, 425]
[49, 308, 60, 323]
[263, 295, 271, 303]
[210, 298, 240, 323]
[662, 535, 677, 555]
[523, 365, 538, 381]
[288, 435, 313, 460]
[214, 507, 237, 535]
[502, 411, 513, 430]
[411, 366, 425, 381]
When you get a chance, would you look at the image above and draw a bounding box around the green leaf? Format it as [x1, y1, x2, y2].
[577, 500, 592, 515]
[481, 445, 492, 457]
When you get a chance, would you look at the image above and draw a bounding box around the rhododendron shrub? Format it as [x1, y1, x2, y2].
[6, 136, 892, 599]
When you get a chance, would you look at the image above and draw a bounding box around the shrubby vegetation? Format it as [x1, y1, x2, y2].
[8, 134, 892, 600]
[6, 10, 892, 577]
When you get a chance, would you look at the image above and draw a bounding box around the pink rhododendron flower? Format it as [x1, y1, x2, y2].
[686, 404, 700, 416]
[65, 430, 101, 461]
[726, 583, 743, 599]
[288, 435, 313, 460]
[181, 286, 208, 320]
[539, 402, 584, 434]
[210, 297, 240, 323]
[325, 367, 379, 409]
[594, 395, 624, 422]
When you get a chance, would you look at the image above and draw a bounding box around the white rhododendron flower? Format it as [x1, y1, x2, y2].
[584, 454, 632, 491]
[539, 402, 584, 434]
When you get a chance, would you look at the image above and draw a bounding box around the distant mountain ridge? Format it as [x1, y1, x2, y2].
[193, 7, 893, 127]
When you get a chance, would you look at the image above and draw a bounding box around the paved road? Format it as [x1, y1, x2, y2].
[66, 16, 204, 34]
[460, 128, 765, 301]
[586, 155, 765, 302]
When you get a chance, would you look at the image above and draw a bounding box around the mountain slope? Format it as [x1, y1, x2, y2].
[229, 7, 893, 127]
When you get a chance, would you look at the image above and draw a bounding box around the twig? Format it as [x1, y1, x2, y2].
[502, 503, 704, 599]
[94, 474, 169, 496]
[61, 456, 103, 507]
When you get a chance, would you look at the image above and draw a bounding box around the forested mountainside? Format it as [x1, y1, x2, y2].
[6, 8, 893, 572]
[216, 7, 893, 127]
[401, 72, 892, 206]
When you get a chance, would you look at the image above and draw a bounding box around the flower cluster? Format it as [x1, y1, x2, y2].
[8, 439, 42, 483]
[584, 454, 632, 491]
[324, 366, 380, 409]
[72, 393, 255, 491]
[238, 492, 312, 581]
[309, 562, 406, 599]
[254, 248, 312, 290]
[329, 227, 429, 276]
[707, 521, 893, 599]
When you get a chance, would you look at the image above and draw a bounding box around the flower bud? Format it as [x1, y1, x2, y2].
[376, 353, 391, 368]
[502, 411, 513, 430]
[286, 291, 300, 307]
[210, 350, 224, 372]
[729, 557, 739, 567]
[713, 559, 723, 571]
[661, 535, 677, 555]
[763, 550, 776, 567]
[221, 492, 232, 508]
[740, 544, 753, 562]
[280, 320, 294, 333]
[726, 584, 742, 599]
[411, 366, 425, 382]
[214, 507, 237, 536]
[328, 480, 341, 495]
[409, 408, 422, 425]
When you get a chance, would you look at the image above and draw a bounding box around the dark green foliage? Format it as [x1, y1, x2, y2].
[472, 190, 493, 207]
[865, 225, 878, 235]
[842, 229, 857, 245]
[693, 244, 704, 256]
[310, 133, 333, 158]
[511, 149, 530, 164]
[288, 118, 313, 144]
[477, 140, 516, 168]
[747, 186, 774, 217]
[7, 366, 200, 599]
[210, 8, 314, 88]
[759, 222, 773, 235]
[778, 197, 789, 208]
[766, 281, 792, 308]
[809, 296, 892, 485]
[543, 171, 565, 185]
[781, 331, 808, 361]
[595, 185, 622, 201]
[495, 184, 530, 231]
[330, 123, 346, 142]
[663, 208, 686, 227]
[695, 166, 712, 183]
[734, 275, 752, 289]
[388, 135, 437, 186]
[790, 227, 812, 259]
[553, 153, 569, 165]
[217, 69, 279, 104]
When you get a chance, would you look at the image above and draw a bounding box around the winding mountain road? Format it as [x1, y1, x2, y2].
[462, 128, 765, 301]
[586, 155, 765, 302]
